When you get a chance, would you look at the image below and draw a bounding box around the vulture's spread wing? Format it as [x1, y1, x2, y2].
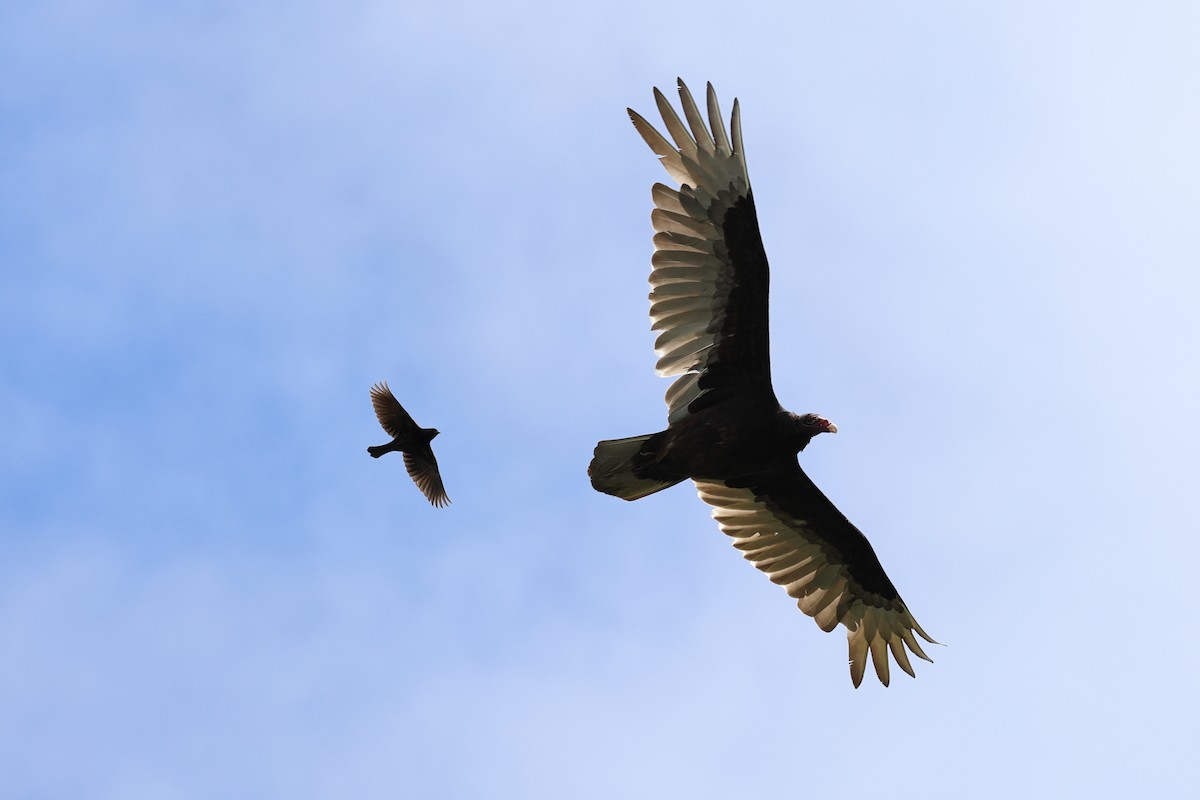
[694, 467, 936, 687]
[404, 450, 450, 508]
[370, 381, 417, 439]
[630, 81, 776, 423]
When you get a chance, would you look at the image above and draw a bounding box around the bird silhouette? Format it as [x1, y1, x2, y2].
[589, 80, 935, 686]
[367, 382, 450, 508]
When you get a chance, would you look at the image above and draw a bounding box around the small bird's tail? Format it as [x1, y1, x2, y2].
[367, 444, 394, 459]
[589, 433, 683, 501]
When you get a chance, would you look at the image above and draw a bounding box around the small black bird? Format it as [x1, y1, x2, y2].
[367, 381, 450, 508]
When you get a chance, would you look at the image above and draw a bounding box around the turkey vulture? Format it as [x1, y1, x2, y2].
[368, 381, 450, 508]
[588, 80, 935, 687]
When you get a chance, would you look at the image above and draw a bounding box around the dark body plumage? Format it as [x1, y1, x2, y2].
[368, 381, 450, 508]
[588, 81, 935, 687]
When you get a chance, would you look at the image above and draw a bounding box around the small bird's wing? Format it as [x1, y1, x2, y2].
[629, 80, 776, 423]
[403, 449, 450, 508]
[693, 464, 936, 687]
[370, 381, 417, 439]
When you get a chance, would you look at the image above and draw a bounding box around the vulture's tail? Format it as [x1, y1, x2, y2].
[589, 433, 683, 501]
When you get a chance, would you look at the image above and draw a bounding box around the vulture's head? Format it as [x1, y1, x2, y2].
[793, 412, 838, 450]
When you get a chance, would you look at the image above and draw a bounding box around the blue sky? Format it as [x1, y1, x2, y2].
[3, 1, 1198, 797]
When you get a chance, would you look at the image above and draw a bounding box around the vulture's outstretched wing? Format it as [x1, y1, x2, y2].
[404, 450, 450, 508]
[629, 80, 776, 423]
[694, 468, 936, 687]
[370, 381, 417, 439]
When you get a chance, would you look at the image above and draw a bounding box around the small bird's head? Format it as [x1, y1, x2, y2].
[793, 412, 837, 451]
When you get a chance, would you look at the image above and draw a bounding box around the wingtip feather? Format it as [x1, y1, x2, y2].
[675, 79, 714, 153]
[848, 631, 869, 688]
[706, 82, 731, 156]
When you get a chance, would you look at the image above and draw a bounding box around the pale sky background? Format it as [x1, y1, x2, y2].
[3, 1, 1199, 797]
